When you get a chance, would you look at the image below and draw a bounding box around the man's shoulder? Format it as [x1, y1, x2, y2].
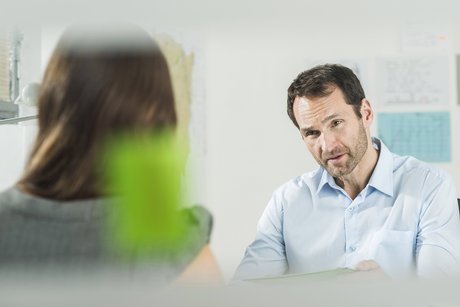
[272, 168, 322, 197]
[393, 153, 452, 182]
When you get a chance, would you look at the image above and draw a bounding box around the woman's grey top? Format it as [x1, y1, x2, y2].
[0, 187, 212, 282]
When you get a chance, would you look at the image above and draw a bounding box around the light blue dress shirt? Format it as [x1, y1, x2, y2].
[234, 138, 460, 280]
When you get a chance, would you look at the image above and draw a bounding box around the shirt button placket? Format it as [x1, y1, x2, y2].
[344, 205, 357, 266]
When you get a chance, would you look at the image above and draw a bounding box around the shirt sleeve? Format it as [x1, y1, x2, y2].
[416, 173, 460, 278]
[232, 192, 288, 281]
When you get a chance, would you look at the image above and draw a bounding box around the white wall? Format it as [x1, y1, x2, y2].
[1, 0, 460, 281]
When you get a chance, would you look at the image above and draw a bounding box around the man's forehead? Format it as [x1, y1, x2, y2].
[294, 90, 354, 128]
[295, 97, 311, 112]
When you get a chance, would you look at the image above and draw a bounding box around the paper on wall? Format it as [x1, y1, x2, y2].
[377, 112, 451, 163]
[401, 23, 451, 52]
[376, 56, 449, 106]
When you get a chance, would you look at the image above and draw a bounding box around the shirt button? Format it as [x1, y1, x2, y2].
[348, 246, 356, 252]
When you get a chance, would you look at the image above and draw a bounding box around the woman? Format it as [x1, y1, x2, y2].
[0, 24, 220, 283]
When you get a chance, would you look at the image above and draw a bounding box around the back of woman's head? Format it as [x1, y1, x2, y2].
[18, 24, 176, 200]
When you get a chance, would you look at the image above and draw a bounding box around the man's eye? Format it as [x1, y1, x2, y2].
[304, 131, 320, 138]
[331, 120, 343, 127]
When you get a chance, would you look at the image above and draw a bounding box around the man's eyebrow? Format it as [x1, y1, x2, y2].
[300, 113, 342, 134]
[321, 113, 340, 125]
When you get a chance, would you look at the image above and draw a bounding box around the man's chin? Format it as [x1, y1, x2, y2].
[320, 161, 349, 176]
[325, 166, 350, 178]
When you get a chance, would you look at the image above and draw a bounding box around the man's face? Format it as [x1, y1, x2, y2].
[292, 87, 372, 178]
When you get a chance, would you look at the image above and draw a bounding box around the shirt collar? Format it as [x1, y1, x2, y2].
[316, 137, 394, 197]
[367, 137, 394, 197]
[317, 167, 339, 195]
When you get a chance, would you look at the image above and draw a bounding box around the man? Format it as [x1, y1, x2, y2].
[233, 64, 460, 280]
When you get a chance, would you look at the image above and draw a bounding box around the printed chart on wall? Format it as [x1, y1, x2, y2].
[376, 56, 449, 106]
[377, 112, 451, 163]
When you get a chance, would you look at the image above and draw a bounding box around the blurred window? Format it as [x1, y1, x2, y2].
[0, 29, 21, 119]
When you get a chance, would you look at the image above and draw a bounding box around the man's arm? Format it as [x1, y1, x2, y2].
[416, 173, 460, 278]
[232, 193, 288, 281]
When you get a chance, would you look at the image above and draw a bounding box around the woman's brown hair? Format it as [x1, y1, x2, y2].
[17, 24, 176, 200]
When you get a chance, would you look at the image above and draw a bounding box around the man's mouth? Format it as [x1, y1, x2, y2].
[326, 153, 346, 164]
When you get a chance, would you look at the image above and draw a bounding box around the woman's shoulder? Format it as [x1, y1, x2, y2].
[0, 186, 20, 202]
[0, 187, 31, 213]
[0, 186, 105, 221]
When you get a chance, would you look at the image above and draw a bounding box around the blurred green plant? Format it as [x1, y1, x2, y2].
[103, 131, 189, 258]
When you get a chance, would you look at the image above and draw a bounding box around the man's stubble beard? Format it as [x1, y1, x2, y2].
[318, 123, 368, 178]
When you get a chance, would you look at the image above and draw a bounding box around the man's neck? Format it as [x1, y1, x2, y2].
[335, 143, 379, 200]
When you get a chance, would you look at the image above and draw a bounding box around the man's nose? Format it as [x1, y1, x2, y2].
[319, 131, 338, 153]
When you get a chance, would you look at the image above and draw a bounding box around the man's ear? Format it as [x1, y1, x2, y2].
[360, 98, 373, 127]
